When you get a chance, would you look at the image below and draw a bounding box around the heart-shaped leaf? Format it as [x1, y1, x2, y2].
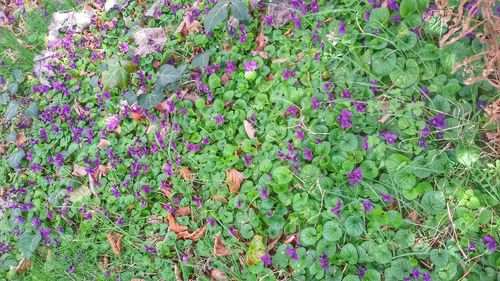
[204, 0, 229, 32]
[157, 64, 183, 87]
[231, 0, 249, 21]
[137, 88, 164, 109]
[101, 56, 134, 90]
[390, 58, 419, 88]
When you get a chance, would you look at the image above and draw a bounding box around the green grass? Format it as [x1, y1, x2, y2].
[0, 0, 78, 74]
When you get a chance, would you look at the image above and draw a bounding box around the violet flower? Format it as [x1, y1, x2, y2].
[243, 61, 258, 72]
[261, 252, 272, 266]
[347, 167, 363, 185]
[286, 247, 298, 260]
[337, 109, 353, 129]
[331, 199, 342, 219]
[319, 252, 329, 270]
[483, 235, 497, 251]
[363, 199, 373, 212]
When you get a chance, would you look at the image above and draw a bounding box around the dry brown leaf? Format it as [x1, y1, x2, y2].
[15, 132, 26, 146]
[174, 206, 191, 217]
[243, 120, 255, 139]
[71, 164, 88, 176]
[131, 112, 145, 121]
[147, 215, 164, 224]
[167, 213, 189, 233]
[213, 233, 232, 256]
[407, 210, 419, 223]
[211, 269, 229, 281]
[212, 195, 228, 202]
[107, 232, 123, 256]
[97, 139, 110, 149]
[226, 169, 244, 194]
[13, 258, 32, 273]
[179, 166, 194, 180]
[378, 114, 391, 124]
[255, 31, 268, 52]
[185, 224, 206, 241]
[73, 99, 90, 117]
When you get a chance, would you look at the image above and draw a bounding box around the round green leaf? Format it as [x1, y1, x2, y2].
[323, 221, 343, 242]
[390, 59, 420, 88]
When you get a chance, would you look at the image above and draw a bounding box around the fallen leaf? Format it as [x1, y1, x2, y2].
[13, 258, 32, 273]
[243, 120, 255, 139]
[179, 166, 194, 180]
[73, 99, 89, 117]
[147, 215, 164, 224]
[226, 169, 244, 194]
[244, 235, 266, 265]
[211, 269, 228, 281]
[378, 114, 391, 124]
[107, 232, 123, 256]
[213, 233, 232, 256]
[71, 164, 88, 176]
[184, 224, 206, 241]
[407, 210, 419, 223]
[48, 10, 95, 42]
[268, 0, 293, 27]
[255, 32, 268, 52]
[104, 0, 129, 11]
[174, 206, 191, 217]
[131, 112, 145, 121]
[133, 28, 167, 57]
[166, 213, 189, 233]
[97, 139, 111, 149]
[14, 132, 26, 146]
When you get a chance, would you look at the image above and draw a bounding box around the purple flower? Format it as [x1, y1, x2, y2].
[32, 217, 42, 228]
[380, 193, 394, 203]
[358, 267, 366, 278]
[331, 199, 342, 219]
[347, 167, 363, 185]
[369, 80, 381, 92]
[229, 226, 237, 237]
[261, 252, 272, 266]
[429, 114, 447, 129]
[186, 143, 200, 152]
[207, 217, 216, 227]
[319, 252, 330, 270]
[226, 61, 237, 74]
[286, 247, 298, 260]
[337, 109, 353, 129]
[419, 138, 428, 149]
[362, 136, 370, 151]
[283, 69, 296, 80]
[464, 242, 477, 251]
[388, 0, 399, 11]
[379, 130, 398, 144]
[363, 199, 373, 212]
[352, 101, 366, 112]
[338, 20, 346, 36]
[243, 61, 258, 72]
[483, 235, 497, 251]
[214, 114, 225, 125]
[68, 263, 75, 274]
[286, 105, 300, 117]
[412, 268, 421, 279]
[244, 154, 252, 166]
[144, 245, 156, 254]
[303, 148, 313, 161]
[423, 273, 431, 281]
[260, 188, 269, 199]
[119, 43, 129, 52]
[296, 129, 304, 140]
[311, 98, 320, 109]
[342, 89, 352, 98]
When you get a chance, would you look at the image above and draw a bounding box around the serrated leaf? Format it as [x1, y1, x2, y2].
[204, 0, 229, 32]
[231, 0, 249, 21]
[137, 90, 164, 109]
[157, 64, 183, 87]
[5, 100, 19, 121]
[19, 231, 41, 258]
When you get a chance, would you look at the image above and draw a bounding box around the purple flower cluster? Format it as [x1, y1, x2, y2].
[347, 167, 363, 185]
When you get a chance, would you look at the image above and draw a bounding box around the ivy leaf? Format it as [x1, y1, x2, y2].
[323, 221, 343, 242]
[191, 51, 212, 69]
[23, 102, 39, 118]
[344, 216, 365, 237]
[101, 56, 134, 90]
[137, 88, 164, 109]
[231, 0, 249, 21]
[7, 82, 18, 94]
[157, 64, 183, 87]
[204, 0, 229, 32]
[421, 191, 445, 215]
[19, 231, 41, 258]
[8, 150, 25, 169]
[5, 100, 19, 122]
[390, 58, 420, 88]
[371, 49, 396, 76]
[13, 69, 25, 83]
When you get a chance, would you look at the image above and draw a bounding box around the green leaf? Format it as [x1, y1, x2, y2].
[340, 133, 358, 152]
[395, 33, 417, 50]
[157, 64, 183, 87]
[417, 44, 440, 60]
[231, 0, 249, 21]
[394, 172, 416, 190]
[343, 276, 360, 281]
[323, 221, 343, 242]
[204, 0, 229, 32]
[19, 231, 42, 258]
[101, 57, 133, 90]
[456, 145, 480, 167]
[390, 258, 411, 279]
[340, 243, 358, 264]
[137, 88, 164, 109]
[23, 102, 39, 118]
[13, 69, 25, 83]
[385, 153, 411, 174]
[0, 93, 10, 105]
[364, 269, 381, 281]
[300, 227, 317, 246]
[430, 95, 451, 113]
[370, 8, 390, 28]
[389, 58, 420, 88]
[400, 0, 428, 17]
[244, 235, 266, 265]
[421, 191, 445, 215]
[7, 82, 18, 94]
[371, 49, 396, 76]
[430, 249, 449, 268]
[272, 166, 293, 185]
[344, 216, 365, 237]
[191, 51, 211, 69]
[8, 150, 25, 169]
[209, 74, 221, 89]
[5, 100, 19, 121]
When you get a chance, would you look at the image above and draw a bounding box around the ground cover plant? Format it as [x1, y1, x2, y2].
[0, 0, 499, 280]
